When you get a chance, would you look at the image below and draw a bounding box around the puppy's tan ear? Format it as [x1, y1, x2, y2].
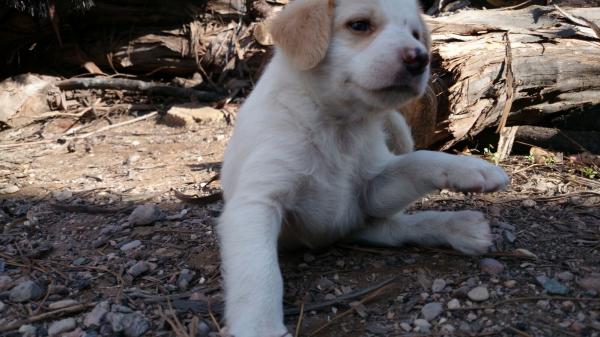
[269, 0, 334, 70]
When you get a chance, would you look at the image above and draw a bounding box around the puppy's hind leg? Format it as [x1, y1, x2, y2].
[350, 211, 493, 255]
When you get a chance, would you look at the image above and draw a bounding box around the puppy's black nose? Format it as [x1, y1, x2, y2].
[401, 48, 430, 76]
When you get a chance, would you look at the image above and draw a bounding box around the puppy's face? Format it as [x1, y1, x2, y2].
[270, 0, 431, 111]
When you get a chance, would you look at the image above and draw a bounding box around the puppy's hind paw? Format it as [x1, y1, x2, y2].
[445, 211, 493, 255]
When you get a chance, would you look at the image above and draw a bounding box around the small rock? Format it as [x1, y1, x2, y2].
[400, 322, 411, 332]
[441, 324, 456, 334]
[504, 280, 517, 288]
[48, 318, 77, 335]
[480, 258, 504, 275]
[128, 261, 150, 277]
[9, 280, 44, 302]
[0, 300, 6, 312]
[73, 257, 89, 266]
[522, 199, 536, 208]
[52, 189, 72, 201]
[177, 269, 195, 290]
[421, 302, 443, 321]
[536, 300, 550, 310]
[577, 277, 600, 292]
[196, 320, 211, 337]
[0, 275, 13, 291]
[504, 230, 517, 243]
[515, 248, 538, 259]
[557, 271, 575, 281]
[447, 298, 460, 309]
[85, 301, 110, 327]
[0, 184, 19, 194]
[432, 279, 446, 293]
[414, 319, 432, 333]
[128, 204, 162, 226]
[49, 299, 78, 309]
[106, 312, 150, 337]
[18, 324, 37, 337]
[467, 286, 490, 302]
[536, 276, 569, 295]
[120, 240, 142, 251]
[125, 154, 140, 165]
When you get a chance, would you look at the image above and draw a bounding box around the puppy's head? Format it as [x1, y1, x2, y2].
[270, 0, 431, 111]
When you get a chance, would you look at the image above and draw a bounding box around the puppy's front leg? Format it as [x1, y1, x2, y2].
[363, 150, 509, 217]
[219, 200, 290, 337]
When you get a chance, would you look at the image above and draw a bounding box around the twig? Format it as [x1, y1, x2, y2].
[506, 326, 533, 337]
[73, 111, 158, 139]
[50, 202, 132, 214]
[0, 303, 96, 333]
[308, 281, 395, 336]
[295, 303, 305, 337]
[55, 78, 224, 101]
[450, 296, 600, 311]
[496, 32, 515, 133]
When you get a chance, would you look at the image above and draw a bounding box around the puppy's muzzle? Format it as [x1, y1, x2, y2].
[401, 48, 430, 76]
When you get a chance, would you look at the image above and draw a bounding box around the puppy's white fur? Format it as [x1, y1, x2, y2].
[218, 1, 509, 336]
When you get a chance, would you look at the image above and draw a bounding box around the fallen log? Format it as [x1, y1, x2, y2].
[404, 5, 600, 149]
[514, 125, 600, 154]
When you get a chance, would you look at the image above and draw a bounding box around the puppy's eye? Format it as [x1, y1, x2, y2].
[412, 30, 420, 40]
[348, 20, 372, 32]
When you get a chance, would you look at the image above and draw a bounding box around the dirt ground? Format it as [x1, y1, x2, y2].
[1, 98, 599, 337]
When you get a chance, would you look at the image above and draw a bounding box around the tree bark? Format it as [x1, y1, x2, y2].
[515, 126, 600, 153]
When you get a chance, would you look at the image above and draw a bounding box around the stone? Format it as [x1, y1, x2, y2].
[0, 275, 13, 291]
[421, 302, 443, 321]
[52, 189, 73, 201]
[536, 276, 569, 295]
[48, 318, 77, 335]
[432, 279, 446, 293]
[0, 184, 19, 194]
[480, 258, 504, 275]
[49, 299, 78, 309]
[515, 248, 538, 259]
[164, 105, 224, 128]
[414, 319, 432, 333]
[467, 286, 490, 302]
[0, 300, 6, 312]
[106, 312, 150, 337]
[177, 269, 195, 291]
[577, 277, 600, 292]
[73, 257, 89, 266]
[120, 240, 142, 251]
[9, 280, 44, 302]
[128, 204, 162, 226]
[196, 320, 211, 337]
[441, 324, 456, 334]
[504, 280, 517, 288]
[18, 324, 37, 337]
[522, 199, 536, 207]
[85, 301, 110, 328]
[400, 322, 411, 332]
[557, 271, 575, 281]
[128, 261, 150, 277]
[447, 298, 460, 309]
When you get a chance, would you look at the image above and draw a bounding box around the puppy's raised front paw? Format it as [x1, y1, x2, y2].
[443, 157, 509, 193]
[445, 211, 493, 255]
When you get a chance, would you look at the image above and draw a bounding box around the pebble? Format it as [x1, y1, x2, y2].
[577, 277, 600, 292]
[177, 269, 195, 290]
[106, 312, 150, 337]
[48, 299, 78, 309]
[467, 286, 490, 302]
[9, 280, 44, 302]
[447, 298, 460, 309]
[120, 240, 142, 251]
[504, 230, 517, 243]
[414, 319, 432, 333]
[0, 300, 6, 312]
[504, 280, 517, 288]
[48, 318, 77, 335]
[536, 275, 569, 295]
[557, 271, 575, 281]
[515, 248, 538, 259]
[128, 261, 150, 277]
[0, 184, 19, 194]
[52, 189, 73, 201]
[196, 320, 211, 337]
[421, 302, 443, 321]
[432, 279, 446, 293]
[128, 204, 162, 226]
[0, 275, 13, 291]
[125, 153, 141, 165]
[73, 257, 89, 266]
[18, 324, 37, 337]
[441, 324, 456, 334]
[85, 301, 110, 327]
[522, 199, 536, 207]
[480, 258, 504, 275]
[400, 322, 411, 332]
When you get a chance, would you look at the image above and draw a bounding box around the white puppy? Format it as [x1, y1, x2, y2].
[218, 0, 509, 336]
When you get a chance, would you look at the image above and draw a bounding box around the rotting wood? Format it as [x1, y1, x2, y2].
[515, 125, 600, 153]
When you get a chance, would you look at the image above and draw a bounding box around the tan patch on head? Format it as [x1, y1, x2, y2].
[269, 0, 334, 70]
